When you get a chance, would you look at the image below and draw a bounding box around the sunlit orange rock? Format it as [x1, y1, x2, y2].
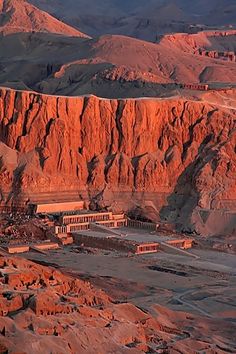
[0, 87, 236, 234]
[0, 0, 89, 37]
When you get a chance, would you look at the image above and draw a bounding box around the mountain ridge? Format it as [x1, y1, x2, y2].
[0, 0, 89, 37]
[29, 0, 236, 40]
[0, 29, 235, 98]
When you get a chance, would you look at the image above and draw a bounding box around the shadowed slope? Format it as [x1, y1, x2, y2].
[0, 30, 236, 97]
[30, 0, 236, 40]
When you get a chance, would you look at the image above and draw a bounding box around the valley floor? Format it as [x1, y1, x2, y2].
[23, 246, 236, 317]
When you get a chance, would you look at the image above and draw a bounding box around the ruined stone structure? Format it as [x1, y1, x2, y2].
[198, 49, 236, 62]
[3, 241, 61, 255]
[74, 231, 159, 255]
[55, 211, 127, 234]
[166, 239, 193, 250]
[127, 219, 159, 231]
[6, 245, 30, 254]
[136, 243, 159, 254]
[74, 229, 193, 255]
[60, 236, 73, 245]
[32, 242, 60, 251]
[182, 83, 209, 91]
[32, 201, 85, 214]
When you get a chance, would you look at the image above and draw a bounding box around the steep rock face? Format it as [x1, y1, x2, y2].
[0, 87, 236, 233]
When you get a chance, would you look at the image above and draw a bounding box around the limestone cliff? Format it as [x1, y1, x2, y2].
[0, 87, 236, 234]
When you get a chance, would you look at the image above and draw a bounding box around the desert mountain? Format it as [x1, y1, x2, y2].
[0, 2, 235, 353]
[0, 0, 235, 98]
[0, 0, 89, 37]
[0, 30, 235, 97]
[0, 1, 235, 237]
[30, 0, 236, 40]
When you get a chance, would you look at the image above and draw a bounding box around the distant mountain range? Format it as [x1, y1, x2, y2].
[30, 0, 236, 40]
[0, 0, 236, 98]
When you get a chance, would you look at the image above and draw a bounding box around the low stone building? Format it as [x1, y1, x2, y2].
[5, 245, 30, 254]
[74, 230, 159, 255]
[166, 239, 193, 250]
[30, 201, 85, 214]
[55, 211, 127, 234]
[73, 228, 193, 256]
[32, 242, 60, 251]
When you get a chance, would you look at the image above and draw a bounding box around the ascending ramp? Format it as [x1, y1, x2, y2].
[89, 223, 126, 237]
[160, 242, 199, 259]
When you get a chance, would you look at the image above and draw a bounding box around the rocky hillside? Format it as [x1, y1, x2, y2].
[0, 87, 236, 235]
[0, 30, 236, 98]
[0, 255, 235, 353]
[0, 0, 89, 37]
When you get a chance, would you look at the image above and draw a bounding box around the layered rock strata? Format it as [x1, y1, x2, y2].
[0, 87, 236, 234]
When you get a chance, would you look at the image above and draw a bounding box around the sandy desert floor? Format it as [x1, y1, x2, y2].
[0, 226, 236, 352]
[23, 244, 236, 320]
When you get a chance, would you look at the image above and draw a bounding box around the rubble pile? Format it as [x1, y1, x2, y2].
[0, 214, 53, 245]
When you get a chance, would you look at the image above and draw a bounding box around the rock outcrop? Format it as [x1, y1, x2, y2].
[0, 87, 236, 234]
[0, 255, 235, 353]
